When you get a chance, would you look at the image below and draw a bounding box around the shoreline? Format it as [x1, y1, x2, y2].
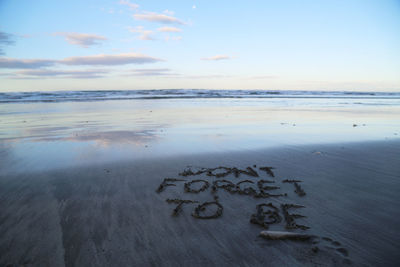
[1, 89, 399, 104]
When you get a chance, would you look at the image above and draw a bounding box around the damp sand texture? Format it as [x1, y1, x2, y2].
[0, 142, 400, 266]
[1, 96, 400, 266]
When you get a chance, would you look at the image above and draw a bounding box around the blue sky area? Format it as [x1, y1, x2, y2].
[0, 0, 399, 92]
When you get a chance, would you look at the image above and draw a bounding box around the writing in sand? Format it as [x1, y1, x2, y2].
[156, 165, 309, 231]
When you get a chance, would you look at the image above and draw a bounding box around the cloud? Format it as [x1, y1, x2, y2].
[119, 0, 139, 10]
[0, 32, 15, 46]
[128, 26, 155, 41]
[0, 31, 16, 55]
[0, 58, 56, 68]
[19, 34, 33, 38]
[164, 36, 182, 41]
[53, 32, 107, 48]
[133, 12, 185, 25]
[157, 26, 182, 32]
[248, 75, 278, 79]
[15, 69, 109, 79]
[180, 74, 232, 79]
[0, 53, 164, 69]
[163, 10, 174, 16]
[0, 72, 13, 76]
[62, 53, 163, 65]
[129, 68, 178, 76]
[201, 55, 231, 61]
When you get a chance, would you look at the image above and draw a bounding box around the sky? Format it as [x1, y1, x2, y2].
[0, 0, 399, 92]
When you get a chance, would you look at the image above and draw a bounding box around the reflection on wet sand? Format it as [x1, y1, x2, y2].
[0, 98, 399, 173]
[40, 130, 159, 146]
[0, 129, 162, 174]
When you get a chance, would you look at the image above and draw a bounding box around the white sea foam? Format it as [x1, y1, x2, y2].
[0, 89, 399, 103]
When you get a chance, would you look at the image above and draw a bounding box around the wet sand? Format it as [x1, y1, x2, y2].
[1, 140, 399, 266]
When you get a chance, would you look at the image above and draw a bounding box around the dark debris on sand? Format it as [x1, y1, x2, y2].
[192, 196, 223, 219]
[156, 178, 186, 193]
[166, 199, 199, 216]
[250, 203, 282, 229]
[259, 166, 275, 177]
[282, 179, 306, 196]
[179, 166, 260, 178]
[281, 204, 309, 230]
[184, 179, 210, 193]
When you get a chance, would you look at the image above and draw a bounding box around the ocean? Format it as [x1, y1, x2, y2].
[1, 89, 400, 103]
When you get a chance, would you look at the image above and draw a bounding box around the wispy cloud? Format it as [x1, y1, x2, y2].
[0, 31, 16, 55]
[164, 36, 182, 41]
[133, 12, 185, 25]
[180, 74, 232, 79]
[0, 53, 164, 69]
[0, 58, 55, 69]
[201, 55, 231, 61]
[19, 34, 33, 39]
[128, 26, 155, 40]
[119, 0, 139, 10]
[53, 32, 107, 48]
[157, 26, 182, 32]
[128, 68, 178, 76]
[248, 75, 278, 79]
[163, 10, 174, 16]
[62, 53, 162, 65]
[15, 69, 109, 79]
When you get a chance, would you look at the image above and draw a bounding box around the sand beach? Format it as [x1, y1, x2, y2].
[0, 94, 399, 266]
